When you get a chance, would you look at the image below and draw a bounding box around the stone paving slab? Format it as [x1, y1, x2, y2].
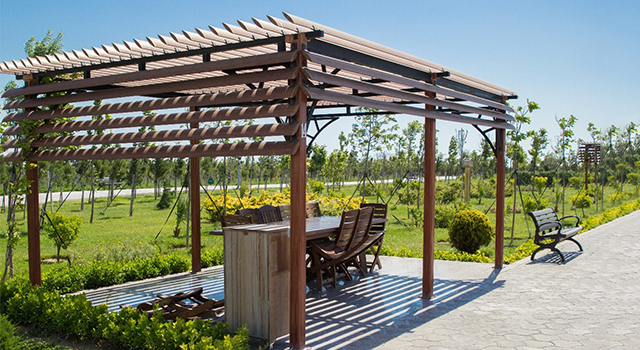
[273, 210, 640, 349]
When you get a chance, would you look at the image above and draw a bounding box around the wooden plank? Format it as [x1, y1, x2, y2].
[305, 87, 515, 130]
[306, 52, 514, 113]
[3, 104, 298, 136]
[224, 225, 290, 342]
[282, 13, 516, 98]
[8, 123, 299, 149]
[3, 86, 297, 122]
[305, 69, 514, 121]
[3, 141, 299, 162]
[9, 68, 298, 109]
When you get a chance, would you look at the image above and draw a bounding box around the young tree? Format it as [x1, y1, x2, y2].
[42, 212, 81, 262]
[556, 114, 578, 216]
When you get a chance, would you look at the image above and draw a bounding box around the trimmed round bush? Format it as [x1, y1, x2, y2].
[448, 209, 494, 254]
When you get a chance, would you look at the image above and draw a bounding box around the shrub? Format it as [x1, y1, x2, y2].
[42, 212, 82, 261]
[307, 180, 325, 195]
[434, 205, 455, 228]
[156, 189, 175, 210]
[0, 314, 20, 349]
[448, 209, 494, 254]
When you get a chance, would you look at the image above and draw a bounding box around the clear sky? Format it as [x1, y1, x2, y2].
[1, 0, 639, 155]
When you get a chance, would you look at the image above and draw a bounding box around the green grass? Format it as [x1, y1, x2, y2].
[0, 180, 637, 277]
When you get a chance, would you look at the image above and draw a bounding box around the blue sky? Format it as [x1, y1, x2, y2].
[1, 0, 639, 155]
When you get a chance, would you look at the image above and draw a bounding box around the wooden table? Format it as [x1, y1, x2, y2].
[223, 216, 385, 343]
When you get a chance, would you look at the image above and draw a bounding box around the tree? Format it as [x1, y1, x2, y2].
[348, 107, 397, 200]
[42, 212, 82, 262]
[446, 136, 458, 178]
[3, 30, 65, 277]
[556, 114, 578, 216]
[308, 144, 327, 180]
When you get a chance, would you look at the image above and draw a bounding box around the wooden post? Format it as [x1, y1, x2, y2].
[422, 92, 436, 299]
[26, 163, 41, 285]
[23, 75, 42, 285]
[495, 128, 506, 269]
[289, 34, 307, 350]
[190, 107, 201, 273]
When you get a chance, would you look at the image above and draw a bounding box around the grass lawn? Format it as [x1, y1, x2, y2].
[0, 179, 635, 277]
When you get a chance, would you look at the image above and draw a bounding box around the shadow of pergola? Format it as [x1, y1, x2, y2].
[273, 269, 504, 350]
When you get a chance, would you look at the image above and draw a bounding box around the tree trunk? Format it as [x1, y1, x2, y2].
[90, 172, 96, 224]
[129, 172, 136, 217]
[80, 181, 85, 211]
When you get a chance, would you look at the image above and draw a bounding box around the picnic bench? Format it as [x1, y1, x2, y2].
[528, 208, 584, 262]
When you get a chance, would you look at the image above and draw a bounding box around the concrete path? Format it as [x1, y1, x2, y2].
[273, 209, 640, 349]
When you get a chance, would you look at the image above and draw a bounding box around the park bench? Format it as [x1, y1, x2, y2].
[528, 208, 584, 262]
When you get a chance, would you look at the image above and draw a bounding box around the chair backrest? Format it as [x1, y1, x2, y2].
[259, 205, 282, 223]
[361, 202, 387, 233]
[348, 206, 374, 250]
[221, 214, 253, 228]
[237, 208, 262, 224]
[278, 204, 291, 220]
[335, 208, 360, 251]
[305, 202, 322, 218]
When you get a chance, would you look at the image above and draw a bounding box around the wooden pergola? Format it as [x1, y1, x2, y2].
[0, 13, 516, 349]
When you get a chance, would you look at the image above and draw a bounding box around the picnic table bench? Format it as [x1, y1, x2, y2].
[528, 208, 584, 262]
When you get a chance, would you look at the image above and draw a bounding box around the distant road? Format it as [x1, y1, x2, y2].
[1, 176, 454, 204]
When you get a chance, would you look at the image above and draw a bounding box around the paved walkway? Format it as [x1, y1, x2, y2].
[82, 209, 640, 349]
[274, 209, 640, 349]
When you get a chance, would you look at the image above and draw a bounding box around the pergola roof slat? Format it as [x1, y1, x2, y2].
[8, 68, 297, 109]
[306, 52, 514, 113]
[3, 86, 297, 122]
[5, 123, 298, 149]
[305, 69, 513, 122]
[3, 104, 298, 136]
[306, 87, 514, 130]
[3, 140, 299, 162]
[2, 51, 296, 99]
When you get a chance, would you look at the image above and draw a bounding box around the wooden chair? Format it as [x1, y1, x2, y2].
[305, 202, 322, 218]
[127, 287, 224, 320]
[308, 208, 359, 291]
[360, 203, 388, 272]
[278, 204, 291, 220]
[340, 206, 376, 276]
[237, 208, 262, 224]
[221, 214, 253, 228]
[259, 205, 282, 223]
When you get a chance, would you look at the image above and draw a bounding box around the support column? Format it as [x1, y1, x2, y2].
[495, 128, 506, 269]
[26, 163, 41, 285]
[190, 108, 201, 273]
[422, 93, 436, 299]
[289, 34, 308, 350]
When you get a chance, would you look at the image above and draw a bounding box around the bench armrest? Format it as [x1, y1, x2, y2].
[558, 215, 581, 227]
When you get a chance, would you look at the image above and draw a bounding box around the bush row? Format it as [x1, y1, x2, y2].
[42, 248, 223, 294]
[0, 279, 248, 350]
[380, 245, 492, 263]
[0, 314, 70, 350]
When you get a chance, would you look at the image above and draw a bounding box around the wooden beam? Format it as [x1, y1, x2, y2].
[289, 36, 307, 350]
[13, 123, 299, 149]
[2, 51, 298, 99]
[305, 52, 515, 113]
[3, 141, 299, 162]
[422, 93, 436, 299]
[10, 68, 298, 109]
[4, 104, 298, 136]
[190, 108, 201, 273]
[495, 128, 505, 269]
[4, 86, 297, 122]
[305, 87, 515, 130]
[305, 69, 514, 121]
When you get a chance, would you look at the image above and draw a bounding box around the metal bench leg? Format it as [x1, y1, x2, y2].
[552, 247, 566, 263]
[567, 237, 583, 251]
[531, 247, 543, 261]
